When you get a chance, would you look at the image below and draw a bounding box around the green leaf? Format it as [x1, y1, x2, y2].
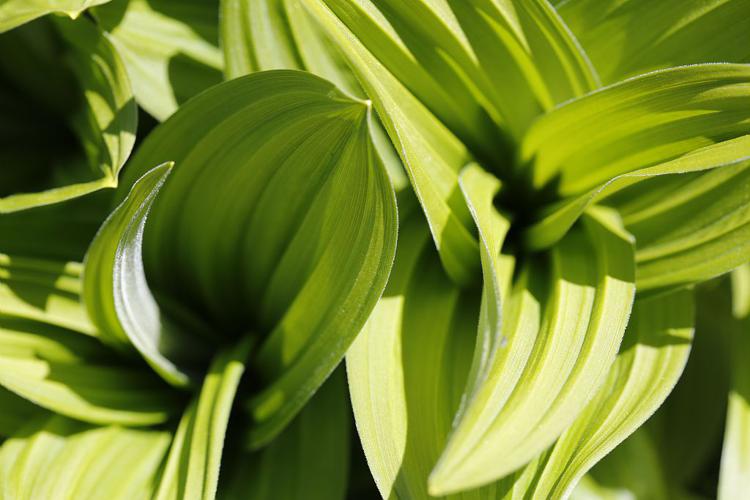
[430, 207, 635, 494]
[519, 288, 694, 498]
[0, 313, 182, 426]
[558, 0, 750, 84]
[0, 0, 111, 33]
[571, 429, 671, 500]
[0, 255, 94, 336]
[84, 162, 212, 387]
[154, 337, 252, 500]
[111, 70, 397, 445]
[346, 213, 489, 498]
[617, 162, 750, 291]
[0, 16, 135, 211]
[0, 415, 171, 499]
[0, 190, 113, 262]
[219, 369, 350, 500]
[0, 386, 46, 438]
[93, 0, 223, 121]
[523, 64, 750, 198]
[299, 0, 479, 285]
[219, 0, 409, 193]
[718, 265, 750, 500]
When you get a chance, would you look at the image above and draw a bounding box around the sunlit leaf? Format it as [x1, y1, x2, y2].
[0, 0, 111, 33]
[558, 0, 750, 83]
[154, 337, 252, 500]
[93, 0, 223, 121]
[0, 415, 170, 499]
[431, 207, 635, 494]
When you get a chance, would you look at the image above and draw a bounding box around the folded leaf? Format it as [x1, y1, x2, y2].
[84, 163, 212, 387]
[718, 265, 750, 500]
[93, 0, 223, 121]
[0, 314, 182, 426]
[111, 70, 397, 445]
[219, 369, 349, 500]
[523, 64, 750, 197]
[618, 162, 750, 291]
[219, 0, 409, 193]
[558, 0, 750, 83]
[0, 0, 111, 33]
[155, 337, 252, 500]
[431, 207, 635, 494]
[571, 429, 670, 500]
[346, 213, 491, 498]
[0, 16, 135, 211]
[521, 288, 694, 499]
[0, 255, 94, 336]
[301, 0, 479, 285]
[0, 415, 171, 499]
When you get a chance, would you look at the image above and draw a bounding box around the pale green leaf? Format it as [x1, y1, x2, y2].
[0, 256, 94, 336]
[0, 0, 111, 33]
[94, 0, 223, 121]
[558, 0, 750, 84]
[718, 265, 750, 500]
[430, 207, 635, 494]
[346, 213, 496, 499]
[519, 288, 694, 499]
[112, 70, 397, 445]
[154, 337, 252, 500]
[523, 64, 750, 198]
[571, 429, 671, 500]
[0, 313, 182, 426]
[0, 415, 171, 499]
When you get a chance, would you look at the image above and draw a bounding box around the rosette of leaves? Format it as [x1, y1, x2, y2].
[0, 1, 749, 499]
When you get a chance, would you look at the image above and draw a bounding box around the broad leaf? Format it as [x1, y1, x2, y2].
[107, 70, 397, 444]
[346, 213, 489, 498]
[558, 0, 750, 83]
[523, 64, 750, 197]
[0, 0, 111, 33]
[0, 313, 182, 426]
[84, 163, 211, 387]
[0, 415, 170, 499]
[0, 16, 135, 211]
[94, 0, 223, 121]
[219, 369, 349, 500]
[431, 207, 635, 494]
[516, 288, 694, 498]
[0, 255, 94, 336]
[154, 337, 252, 500]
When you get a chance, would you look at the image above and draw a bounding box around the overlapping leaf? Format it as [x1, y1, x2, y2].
[0, 16, 135, 211]
[431, 206, 635, 493]
[93, 0, 223, 121]
[0, 0, 111, 33]
[0, 415, 171, 499]
[85, 70, 397, 445]
[219, 370, 349, 500]
[521, 64, 750, 289]
[154, 337, 251, 500]
[718, 265, 750, 500]
[557, 0, 750, 83]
